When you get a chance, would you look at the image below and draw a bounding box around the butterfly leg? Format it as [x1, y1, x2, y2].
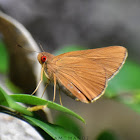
[58, 85, 63, 105]
[44, 68, 50, 79]
[41, 79, 50, 98]
[27, 105, 47, 111]
[53, 74, 57, 102]
[31, 64, 45, 95]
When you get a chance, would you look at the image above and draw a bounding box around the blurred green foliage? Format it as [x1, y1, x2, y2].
[107, 60, 140, 94]
[54, 45, 86, 55]
[96, 130, 119, 140]
[0, 40, 9, 74]
[0, 40, 22, 93]
[105, 60, 140, 114]
[5, 79, 23, 93]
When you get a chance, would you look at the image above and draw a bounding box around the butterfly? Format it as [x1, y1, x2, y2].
[32, 46, 127, 104]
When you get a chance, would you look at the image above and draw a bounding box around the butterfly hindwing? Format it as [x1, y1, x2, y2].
[54, 58, 107, 103]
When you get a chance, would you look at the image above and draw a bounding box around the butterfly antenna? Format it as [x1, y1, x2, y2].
[38, 43, 45, 52]
[17, 44, 40, 53]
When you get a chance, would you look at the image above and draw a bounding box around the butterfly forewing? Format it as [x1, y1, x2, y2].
[82, 46, 127, 80]
[53, 46, 127, 80]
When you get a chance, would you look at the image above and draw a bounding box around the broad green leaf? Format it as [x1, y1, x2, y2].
[55, 114, 82, 138]
[0, 87, 32, 116]
[24, 115, 79, 140]
[0, 105, 78, 140]
[11, 94, 85, 123]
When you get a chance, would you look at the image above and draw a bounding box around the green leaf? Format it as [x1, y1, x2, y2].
[0, 87, 79, 139]
[10, 94, 85, 123]
[0, 105, 79, 140]
[24, 115, 79, 140]
[55, 114, 82, 138]
[0, 87, 32, 116]
[0, 41, 9, 74]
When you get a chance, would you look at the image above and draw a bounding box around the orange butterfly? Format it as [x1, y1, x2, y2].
[32, 46, 127, 104]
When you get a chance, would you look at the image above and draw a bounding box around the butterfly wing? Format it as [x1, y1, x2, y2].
[52, 57, 107, 103]
[83, 46, 127, 80]
[54, 46, 127, 80]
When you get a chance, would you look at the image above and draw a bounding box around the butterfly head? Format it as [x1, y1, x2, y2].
[37, 52, 48, 65]
[37, 52, 54, 65]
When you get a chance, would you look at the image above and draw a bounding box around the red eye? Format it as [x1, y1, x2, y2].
[41, 56, 47, 63]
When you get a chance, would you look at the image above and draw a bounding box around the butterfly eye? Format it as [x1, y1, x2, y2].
[41, 56, 47, 63]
